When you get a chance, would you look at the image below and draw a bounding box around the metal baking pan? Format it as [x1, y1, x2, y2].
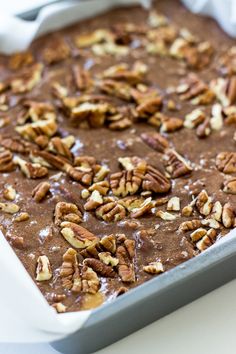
[15, 3, 236, 354]
[51, 235, 236, 354]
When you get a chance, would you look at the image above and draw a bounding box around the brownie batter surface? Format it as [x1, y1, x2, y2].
[0, 0, 235, 312]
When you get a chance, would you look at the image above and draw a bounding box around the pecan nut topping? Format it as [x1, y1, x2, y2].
[60, 248, 81, 292]
[216, 152, 236, 174]
[116, 238, 136, 283]
[32, 181, 50, 202]
[83, 258, 116, 277]
[13, 156, 48, 179]
[96, 198, 126, 222]
[223, 178, 236, 194]
[60, 222, 98, 249]
[143, 261, 164, 274]
[163, 149, 192, 178]
[35, 255, 52, 281]
[81, 266, 100, 294]
[142, 165, 171, 193]
[140, 132, 169, 153]
[0, 149, 15, 172]
[54, 202, 83, 225]
[222, 203, 235, 228]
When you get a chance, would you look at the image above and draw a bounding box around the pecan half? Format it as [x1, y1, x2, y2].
[48, 137, 73, 161]
[96, 199, 126, 222]
[143, 165, 171, 193]
[60, 248, 81, 292]
[216, 152, 236, 174]
[60, 222, 98, 249]
[110, 162, 145, 197]
[32, 181, 50, 202]
[163, 149, 192, 178]
[54, 202, 82, 225]
[141, 132, 169, 153]
[130, 197, 153, 218]
[35, 255, 52, 281]
[0, 149, 15, 172]
[16, 118, 57, 142]
[196, 228, 217, 252]
[116, 239, 135, 283]
[83, 258, 116, 277]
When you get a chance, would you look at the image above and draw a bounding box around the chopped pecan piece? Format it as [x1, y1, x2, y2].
[0, 202, 20, 214]
[211, 201, 223, 222]
[83, 258, 116, 278]
[89, 181, 109, 196]
[73, 64, 91, 91]
[116, 239, 135, 283]
[143, 261, 164, 274]
[11, 63, 43, 93]
[163, 149, 192, 178]
[42, 37, 70, 64]
[222, 203, 235, 228]
[143, 164, 171, 193]
[217, 46, 236, 76]
[0, 149, 15, 172]
[98, 252, 119, 267]
[196, 118, 211, 138]
[52, 303, 67, 313]
[48, 137, 73, 161]
[140, 132, 169, 153]
[54, 202, 82, 225]
[32, 181, 50, 202]
[14, 212, 30, 222]
[179, 219, 202, 232]
[167, 196, 180, 211]
[190, 228, 207, 242]
[131, 197, 153, 218]
[3, 185, 16, 201]
[74, 29, 112, 48]
[102, 61, 147, 84]
[176, 73, 214, 105]
[9, 51, 34, 70]
[184, 109, 206, 129]
[13, 156, 48, 179]
[81, 266, 100, 294]
[216, 152, 236, 174]
[0, 135, 32, 154]
[223, 177, 236, 194]
[195, 229, 217, 251]
[84, 190, 103, 211]
[96, 198, 126, 222]
[98, 79, 132, 101]
[136, 97, 162, 117]
[16, 118, 57, 142]
[36, 255, 52, 281]
[156, 210, 177, 221]
[100, 234, 117, 254]
[160, 115, 183, 133]
[60, 222, 98, 249]
[196, 190, 213, 216]
[210, 76, 236, 107]
[70, 102, 113, 128]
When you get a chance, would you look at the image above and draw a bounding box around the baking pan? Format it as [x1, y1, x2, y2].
[13, 3, 236, 354]
[51, 234, 236, 354]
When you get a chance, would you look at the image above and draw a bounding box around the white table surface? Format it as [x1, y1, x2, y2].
[1, 278, 236, 354]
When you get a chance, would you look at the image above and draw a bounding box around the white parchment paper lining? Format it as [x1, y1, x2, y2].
[0, 0, 236, 344]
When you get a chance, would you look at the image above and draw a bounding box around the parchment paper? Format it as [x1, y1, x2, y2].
[0, 0, 235, 344]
